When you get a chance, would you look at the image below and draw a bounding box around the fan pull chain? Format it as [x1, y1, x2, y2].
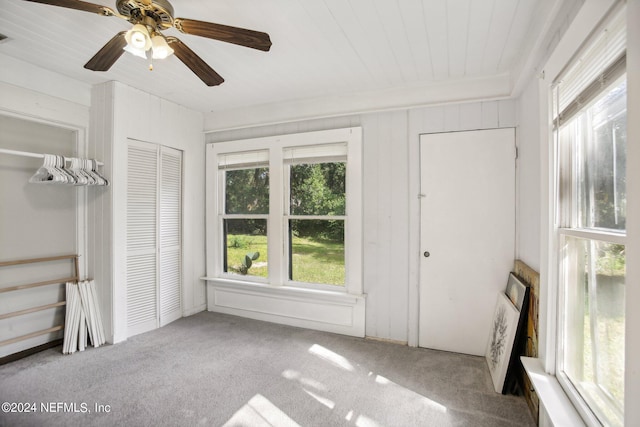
[147, 49, 154, 71]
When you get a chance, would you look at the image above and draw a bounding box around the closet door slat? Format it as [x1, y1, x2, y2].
[159, 147, 182, 326]
[126, 142, 158, 336]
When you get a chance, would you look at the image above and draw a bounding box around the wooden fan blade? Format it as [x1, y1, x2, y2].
[173, 18, 271, 52]
[167, 37, 224, 86]
[84, 32, 127, 71]
[23, 0, 115, 16]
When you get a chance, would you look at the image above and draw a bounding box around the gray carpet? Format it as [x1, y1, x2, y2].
[0, 312, 535, 426]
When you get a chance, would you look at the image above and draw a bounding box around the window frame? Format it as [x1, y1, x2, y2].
[206, 127, 363, 297]
[554, 68, 627, 427]
[218, 154, 270, 281]
[284, 152, 347, 290]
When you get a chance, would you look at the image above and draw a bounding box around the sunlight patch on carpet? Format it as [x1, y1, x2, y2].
[223, 394, 301, 427]
[308, 344, 354, 371]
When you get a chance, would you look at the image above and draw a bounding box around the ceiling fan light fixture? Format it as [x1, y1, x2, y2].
[151, 35, 174, 59]
[26, 0, 271, 86]
[123, 44, 147, 59]
[125, 24, 151, 51]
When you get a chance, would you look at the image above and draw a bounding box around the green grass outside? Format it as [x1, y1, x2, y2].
[226, 234, 344, 286]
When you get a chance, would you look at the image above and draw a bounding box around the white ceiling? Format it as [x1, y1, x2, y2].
[0, 0, 558, 123]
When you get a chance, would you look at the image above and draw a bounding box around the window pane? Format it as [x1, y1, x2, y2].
[290, 163, 345, 215]
[225, 168, 269, 214]
[224, 219, 267, 278]
[289, 219, 344, 286]
[561, 236, 625, 427]
[577, 80, 626, 230]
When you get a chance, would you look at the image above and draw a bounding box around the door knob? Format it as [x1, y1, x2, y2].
[423, 251, 430, 258]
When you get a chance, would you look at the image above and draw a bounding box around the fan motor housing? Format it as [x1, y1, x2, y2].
[116, 0, 174, 29]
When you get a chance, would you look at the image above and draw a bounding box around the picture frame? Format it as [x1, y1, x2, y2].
[485, 292, 520, 393]
[505, 272, 527, 311]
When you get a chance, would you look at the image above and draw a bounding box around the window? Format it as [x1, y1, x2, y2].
[219, 151, 269, 279]
[285, 144, 347, 287]
[207, 128, 363, 295]
[554, 7, 626, 426]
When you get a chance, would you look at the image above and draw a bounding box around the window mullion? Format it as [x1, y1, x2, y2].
[221, 214, 269, 220]
[612, 124, 619, 226]
[559, 228, 626, 245]
[287, 215, 346, 221]
[269, 147, 284, 285]
[283, 163, 292, 283]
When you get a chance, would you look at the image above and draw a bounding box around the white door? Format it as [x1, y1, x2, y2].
[418, 128, 515, 356]
[158, 147, 182, 327]
[126, 140, 158, 336]
[126, 140, 182, 337]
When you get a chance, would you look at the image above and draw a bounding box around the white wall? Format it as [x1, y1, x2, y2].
[89, 81, 206, 343]
[515, 78, 542, 272]
[0, 59, 209, 347]
[205, 99, 517, 343]
[0, 70, 91, 358]
[0, 53, 91, 108]
[0, 115, 77, 357]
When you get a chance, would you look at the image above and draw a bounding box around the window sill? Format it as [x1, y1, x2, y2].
[521, 357, 585, 427]
[201, 277, 366, 337]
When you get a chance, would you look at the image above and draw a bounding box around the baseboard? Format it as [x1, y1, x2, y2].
[0, 339, 63, 365]
[365, 336, 408, 346]
[183, 303, 207, 317]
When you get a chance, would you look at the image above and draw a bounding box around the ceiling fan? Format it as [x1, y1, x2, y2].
[23, 0, 272, 86]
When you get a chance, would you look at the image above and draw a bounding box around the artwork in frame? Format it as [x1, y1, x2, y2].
[505, 273, 527, 311]
[485, 292, 520, 393]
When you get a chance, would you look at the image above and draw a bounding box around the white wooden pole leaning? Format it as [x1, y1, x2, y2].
[62, 280, 106, 354]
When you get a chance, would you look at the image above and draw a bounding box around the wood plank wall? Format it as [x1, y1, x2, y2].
[206, 99, 518, 343]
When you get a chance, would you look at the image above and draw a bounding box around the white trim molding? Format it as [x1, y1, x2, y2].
[205, 127, 365, 337]
[204, 278, 366, 337]
[521, 357, 585, 427]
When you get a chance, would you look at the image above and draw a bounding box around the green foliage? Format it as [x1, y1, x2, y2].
[228, 234, 249, 249]
[224, 162, 346, 242]
[225, 168, 269, 215]
[290, 163, 345, 241]
[226, 234, 344, 285]
[290, 163, 345, 216]
[596, 244, 625, 276]
[290, 235, 345, 285]
[225, 218, 267, 241]
[226, 234, 268, 277]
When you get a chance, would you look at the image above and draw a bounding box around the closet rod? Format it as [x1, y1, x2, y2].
[0, 148, 104, 166]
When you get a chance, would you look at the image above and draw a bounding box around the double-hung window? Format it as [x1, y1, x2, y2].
[207, 127, 363, 296]
[553, 6, 626, 426]
[219, 150, 270, 279]
[284, 144, 347, 288]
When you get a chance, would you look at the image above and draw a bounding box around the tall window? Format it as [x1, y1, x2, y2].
[554, 7, 626, 426]
[219, 151, 269, 279]
[284, 144, 347, 287]
[209, 128, 363, 295]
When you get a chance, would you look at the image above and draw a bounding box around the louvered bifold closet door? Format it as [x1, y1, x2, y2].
[126, 140, 159, 336]
[158, 147, 182, 326]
